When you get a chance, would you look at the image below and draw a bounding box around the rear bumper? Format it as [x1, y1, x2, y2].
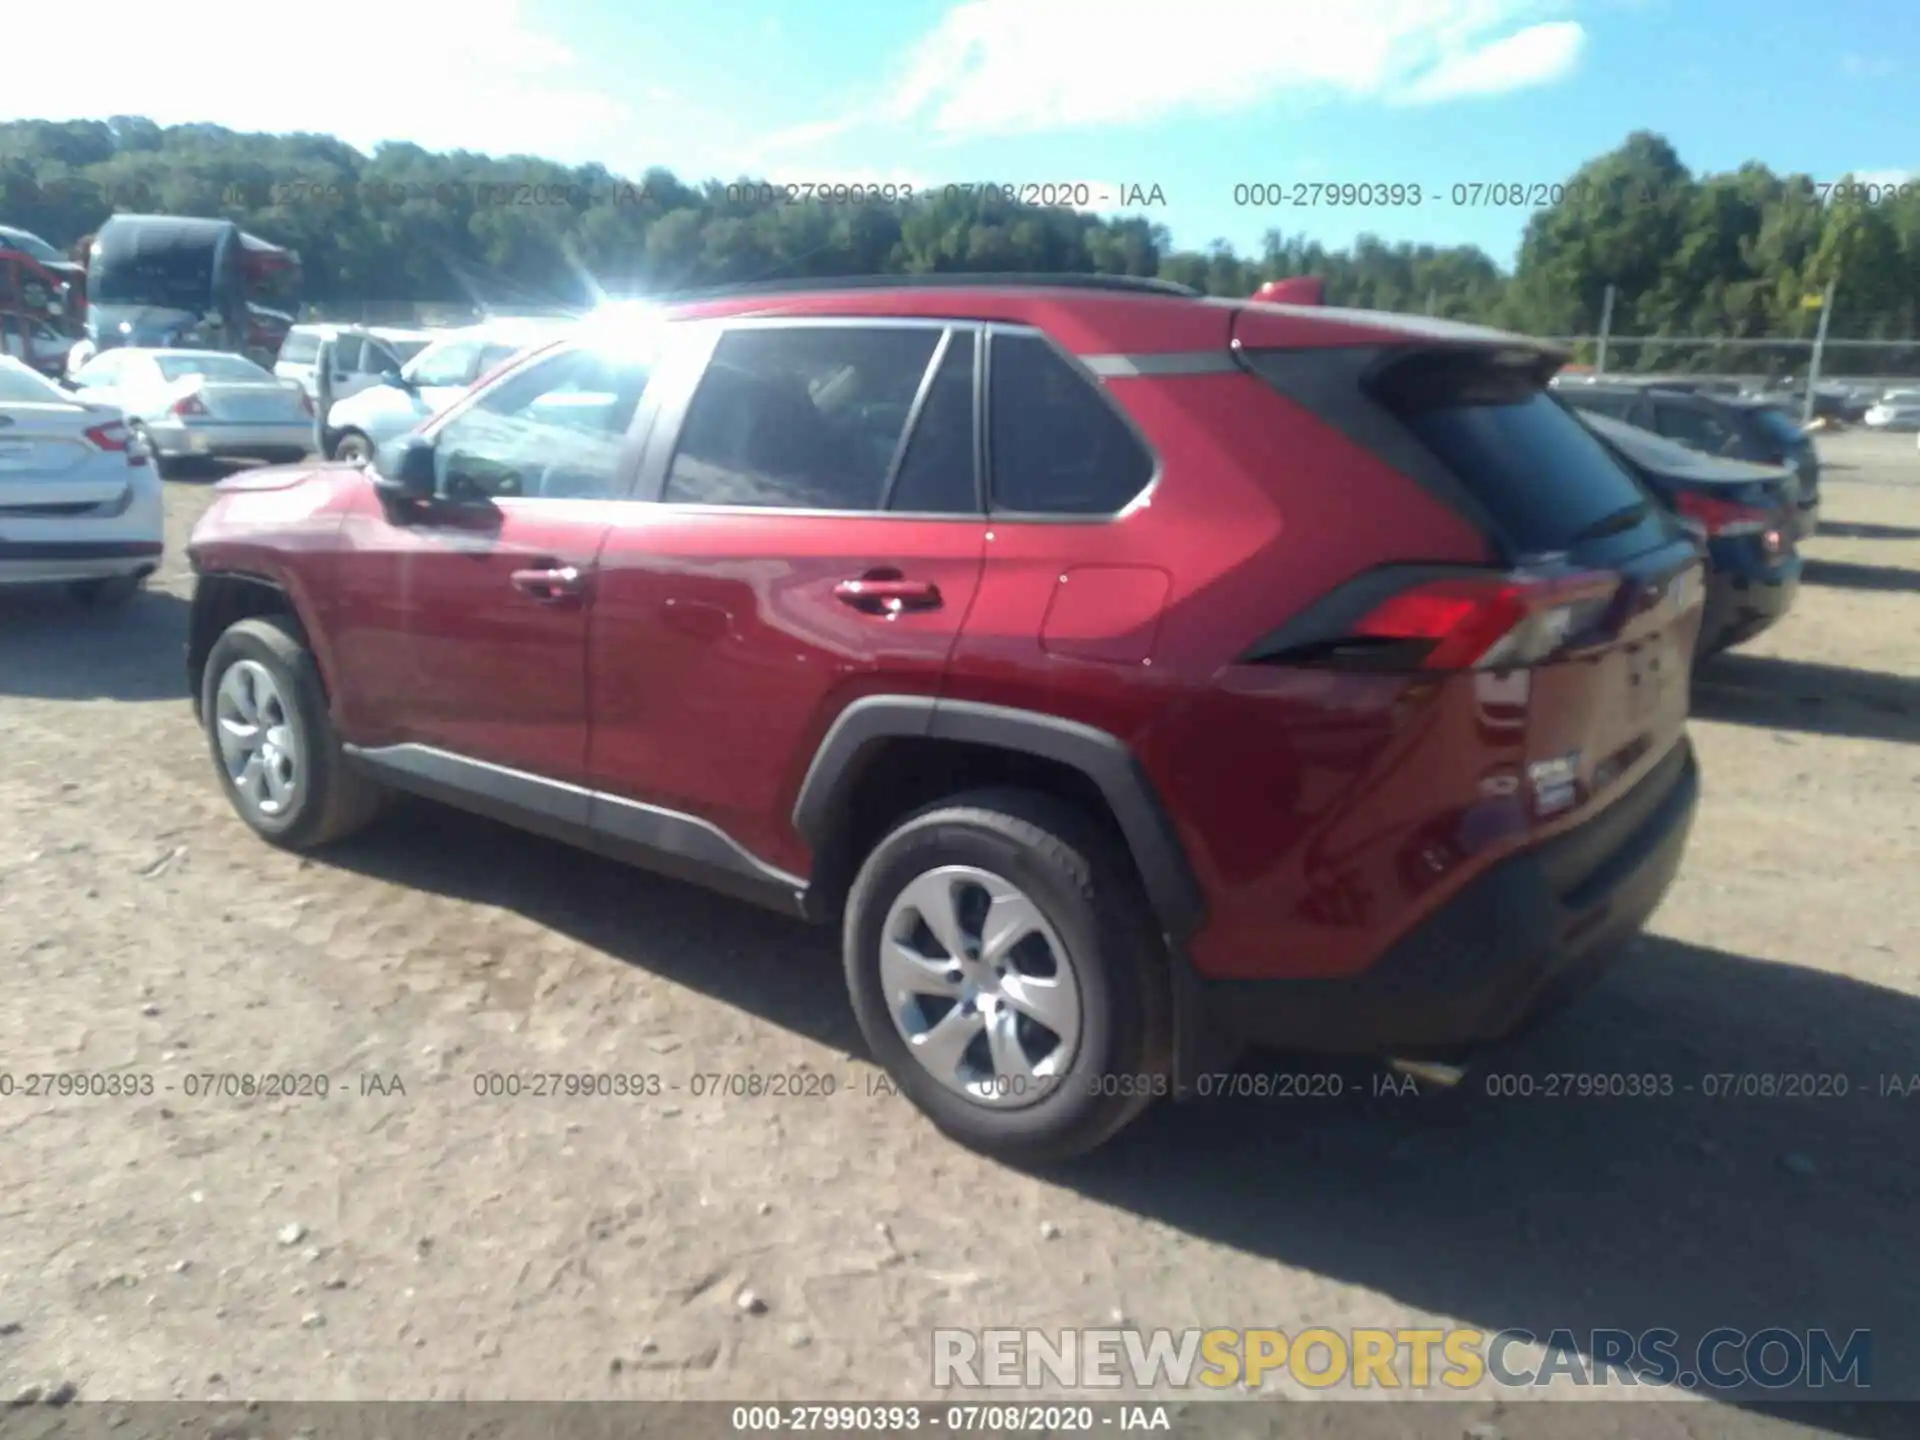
[0, 539, 164, 585]
[146, 419, 314, 459]
[1184, 739, 1699, 1060]
[1699, 548, 1799, 657]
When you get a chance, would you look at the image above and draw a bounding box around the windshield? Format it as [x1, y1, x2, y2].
[92, 252, 216, 309]
[405, 337, 484, 387]
[0, 226, 63, 265]
[156, 354, 271, 383]
[0, 361, 72, 404]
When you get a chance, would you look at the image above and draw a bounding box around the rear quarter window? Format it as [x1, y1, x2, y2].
[279, 333, 320, 364]
[987, 331, 1153, 515]
[1397, 390, 1656, 555]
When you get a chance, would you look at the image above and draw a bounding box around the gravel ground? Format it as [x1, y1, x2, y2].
[1, 435, 1916, 1433]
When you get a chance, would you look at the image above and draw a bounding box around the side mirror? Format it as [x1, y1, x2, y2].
[372, 435, 437, 498]
[380, 367, 410, 390]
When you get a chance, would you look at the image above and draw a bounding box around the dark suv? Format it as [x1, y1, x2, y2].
[187, 275, 1706, 1162]
[1554, 379, 1820, 539]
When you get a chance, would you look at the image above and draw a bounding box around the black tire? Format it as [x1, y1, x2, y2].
[331, 429, 373, 464]
[69, 573, 144, 608]
[843, 787, 1171, 1165]
[200, 615, 385, 850]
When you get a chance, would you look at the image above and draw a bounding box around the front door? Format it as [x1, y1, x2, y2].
[328, 342, 657, 791]
[589, 319, 988, 876]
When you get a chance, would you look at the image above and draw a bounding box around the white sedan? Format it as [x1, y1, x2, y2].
[0, 355, 164, 605]
[1863, 389, 1920, 431]
[67, 348, 315, 471]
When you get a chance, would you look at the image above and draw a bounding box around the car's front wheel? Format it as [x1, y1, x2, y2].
[201, 615, 385, 850]
[843, 788, 1170, 1165]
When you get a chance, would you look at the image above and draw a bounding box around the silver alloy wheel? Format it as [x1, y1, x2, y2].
[879, 865, 1083, 1109]
[214, 659, 302, 819]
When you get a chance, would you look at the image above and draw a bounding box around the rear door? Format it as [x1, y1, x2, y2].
[587, 318, 988, 876]
[327, 334, 372, 401]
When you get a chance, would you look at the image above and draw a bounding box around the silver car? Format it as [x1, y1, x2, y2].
[320, 318, 569, 463]
[275, 323, 435, 403]
[68, 348, 314, 471]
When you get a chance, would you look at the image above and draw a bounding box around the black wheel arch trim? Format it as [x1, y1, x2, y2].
[188, 569, 307, 723]
[792, 695, 1206, 945]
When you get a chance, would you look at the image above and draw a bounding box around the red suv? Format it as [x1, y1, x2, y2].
[187, 274, 1706, 1161]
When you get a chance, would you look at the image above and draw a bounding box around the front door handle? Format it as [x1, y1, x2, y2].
[834, 573, 943, 616]
[510, 565, 585, 603]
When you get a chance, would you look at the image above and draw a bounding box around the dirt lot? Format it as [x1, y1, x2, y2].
[1, 434, 1916, 1427]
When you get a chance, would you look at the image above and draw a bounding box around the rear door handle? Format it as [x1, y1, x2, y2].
[834, 574, 943, 615]
[510, 564, 586, 603]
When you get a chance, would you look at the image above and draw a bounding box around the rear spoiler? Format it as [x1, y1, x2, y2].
[1252, 276, 1324, 306]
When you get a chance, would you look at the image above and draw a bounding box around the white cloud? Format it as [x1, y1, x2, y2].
[1393, 21, 1585, 103]
[0, 0, 634, 167]
[855, 0, 1588, 139]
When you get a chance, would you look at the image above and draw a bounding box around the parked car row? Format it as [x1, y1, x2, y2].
[179, 274, 1715, 1162]
[305, 316, 570, 463]
[1549, 375, 1820, 538]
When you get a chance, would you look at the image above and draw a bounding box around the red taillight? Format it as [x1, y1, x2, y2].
[84, 420, 150, 467]
[1350, 571, 1620, 671]
[1673, 491, 1772, 537]
[172, 393, 208, 417]
[296, 389, 315, 416]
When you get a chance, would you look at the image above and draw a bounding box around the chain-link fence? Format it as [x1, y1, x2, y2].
[1545, 281, 1920, 400]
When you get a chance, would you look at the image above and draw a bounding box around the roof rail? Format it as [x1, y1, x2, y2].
[652, 272, 1202, 302]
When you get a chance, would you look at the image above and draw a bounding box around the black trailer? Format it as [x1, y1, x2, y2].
[83, 215, 250, 356]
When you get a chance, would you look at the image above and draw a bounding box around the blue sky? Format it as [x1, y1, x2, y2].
[11, 0, 1919, 269]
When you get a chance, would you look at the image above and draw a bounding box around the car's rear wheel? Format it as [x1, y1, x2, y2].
[331, 430, 373, 465]
[69, 573, 144, 608]
[843, 788, 1170, 1164]
[201, 615, 385, 850]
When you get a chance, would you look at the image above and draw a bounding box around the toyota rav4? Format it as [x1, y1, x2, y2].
[187, 274, 1705, 1162]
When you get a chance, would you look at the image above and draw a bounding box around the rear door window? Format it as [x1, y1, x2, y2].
[663, 324, 944, 511]
[987, 331, 1153, 515]
[887, 330, 978, 514]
